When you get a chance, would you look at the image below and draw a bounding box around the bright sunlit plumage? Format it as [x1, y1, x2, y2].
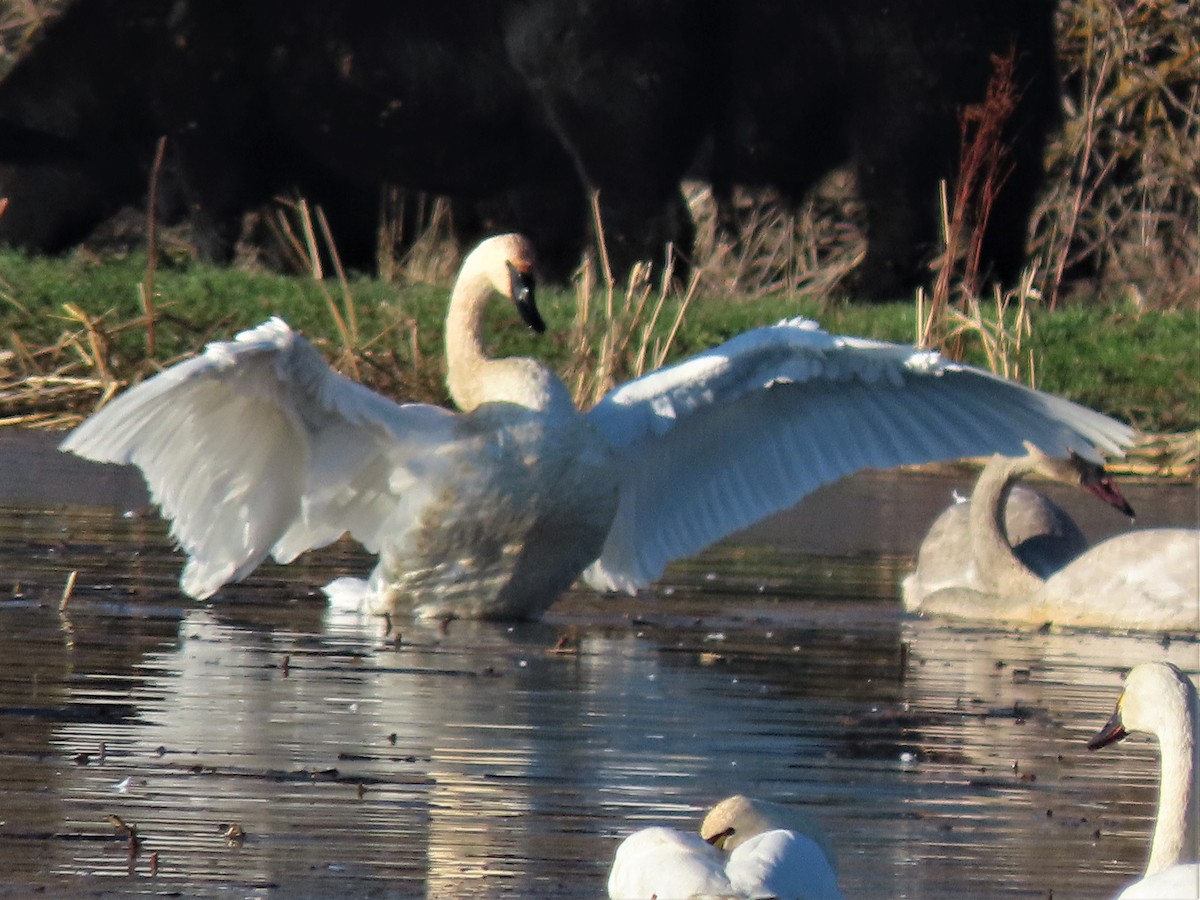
[1089, 663, 1200, 899]
[608, 794, 842, 899]
[63, 233, 1136, 619]
[904, 446, 1199, 630]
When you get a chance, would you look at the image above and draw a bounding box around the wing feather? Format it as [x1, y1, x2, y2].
[584, 320, 1136, 591]
[61, 318, 455, 598]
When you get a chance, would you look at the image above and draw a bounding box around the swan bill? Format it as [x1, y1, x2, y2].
[1087, 708, 1129, 750]
[506, 261, 544, 333]
[705, 826, 736, 849]
[1073, 451, 1136, 519]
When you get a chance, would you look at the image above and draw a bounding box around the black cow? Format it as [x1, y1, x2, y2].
[0, 0, 1060, 297]
[707, 0, 1060, 297]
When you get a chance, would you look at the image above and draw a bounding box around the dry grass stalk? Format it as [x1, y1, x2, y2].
[267, 194, 459, 401]
[911, 52, 1049, 387]
[921, 52, 1020, 356]
[1030, 0, 1199, 310]
[0, 0, 61, 76]
[1121, 430, 1200, 479]
[140, 136, 168, 359]
[270, 197, 362, 378]
[565, 207, 698, 408]
[376, 189, 461, 285]
[687, 178, 865, 301]
[945, 274, 1039, 385]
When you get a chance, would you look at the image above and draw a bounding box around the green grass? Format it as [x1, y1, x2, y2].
[1, 249, 1196, 435]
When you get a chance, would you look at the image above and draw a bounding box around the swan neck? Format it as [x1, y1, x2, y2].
[968, 454, 1043, 595]
[444, 266, 496, 412]
[1146, 685, 1199, 875]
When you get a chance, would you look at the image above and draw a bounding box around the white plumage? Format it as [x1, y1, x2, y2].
[903, 446, 1199, 630]
[607, 827, 736, 899]
[62, 233, 1136, 619]
[1089, 663, 1200, 899]
[607, 794, 842, 899]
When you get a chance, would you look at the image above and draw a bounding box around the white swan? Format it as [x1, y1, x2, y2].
[904, 445, 1199, 630]
[902, 446, 1099, 607]
[607, 794, 842, 899]
[1088, 662, 1200, 899]
[61, 233, 1138, 620]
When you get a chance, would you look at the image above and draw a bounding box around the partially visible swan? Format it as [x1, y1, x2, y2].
[1088, 662, 1199, 899]
[902, 443, 1127, 607]
[700, 794, 836, 863]
[608, 794, 842, 899]
[903, 449, 1096, 608]
[904, 445, 1199, 630]
[62, 233, 1137, 620]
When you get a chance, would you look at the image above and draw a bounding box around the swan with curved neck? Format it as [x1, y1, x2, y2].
[443, 236, 567, 414]
[608, 794, 842, 899]
[1089, 663, 1199, 898]
[906, 444, 1198, 631]
[62, 234, 1139, 620]
[902, 447, 1095, 608]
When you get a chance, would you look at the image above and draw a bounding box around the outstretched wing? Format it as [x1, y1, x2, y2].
[583, 319, 1136, 591]
[61, 318, 456, 598]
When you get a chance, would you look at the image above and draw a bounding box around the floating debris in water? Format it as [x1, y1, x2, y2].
[59, 570, 76, 610]
[107, 814, 139, 853]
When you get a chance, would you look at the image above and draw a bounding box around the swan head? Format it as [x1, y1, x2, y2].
[445, 234, 567, 412]
[1088, 662, 1198, 749]
[459, 233, 543, 332]
[701, 795, 751, 850]
[1022, 441, 1135, 519]
[700, 795, 797, 852]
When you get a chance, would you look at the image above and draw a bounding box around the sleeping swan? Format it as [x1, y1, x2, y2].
[1088, 663, 1199, 899]
[608, 794, 841, 899]
[62, 233, 1137, 620]
[904, 445, 1198, 630]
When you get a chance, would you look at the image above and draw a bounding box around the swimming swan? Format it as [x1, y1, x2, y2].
[62, 233, 1137, 620]
[904, 445, 1199, 630]
[1088, 662, 1199, 899]
[903, 468, 1091, 611]
[902, 444, 1123, 607]
[608, 794, 842, 899]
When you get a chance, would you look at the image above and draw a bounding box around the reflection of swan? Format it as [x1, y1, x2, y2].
[63, 233, 1136, 621]
[902, 447, 1095, 607]
[904, 446, 1199, 631]
[1088, 663, 1199, 899]
[608, 795, 842, 899]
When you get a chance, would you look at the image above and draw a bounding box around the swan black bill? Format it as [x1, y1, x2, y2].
[705, 826, 735, 849]
[506, 262, 544, 334]
[1087, 709, 1128, 750]
[1091, 473, 1135, 519]
[1073, 453, 1136, 519]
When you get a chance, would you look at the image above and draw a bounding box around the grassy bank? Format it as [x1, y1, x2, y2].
[1, 250, 1195, 454]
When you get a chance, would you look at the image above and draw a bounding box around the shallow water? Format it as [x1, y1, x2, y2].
[0, 432, 1197, 898]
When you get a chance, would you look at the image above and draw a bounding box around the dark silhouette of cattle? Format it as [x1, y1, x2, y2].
[0, 0, 1060, 298]
[706, 0, 1059, 297]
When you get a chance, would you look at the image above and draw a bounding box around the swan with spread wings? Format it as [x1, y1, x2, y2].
[62, 234, 1136, 620]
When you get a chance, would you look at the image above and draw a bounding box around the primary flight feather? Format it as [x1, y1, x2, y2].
[62, 234, 1136, 619]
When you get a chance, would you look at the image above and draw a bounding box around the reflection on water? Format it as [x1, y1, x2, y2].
[0, 491, 1197, 897]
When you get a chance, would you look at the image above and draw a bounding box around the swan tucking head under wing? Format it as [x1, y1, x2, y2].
[608, 794, 842, 899]
[62, 234, 1140, 621]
